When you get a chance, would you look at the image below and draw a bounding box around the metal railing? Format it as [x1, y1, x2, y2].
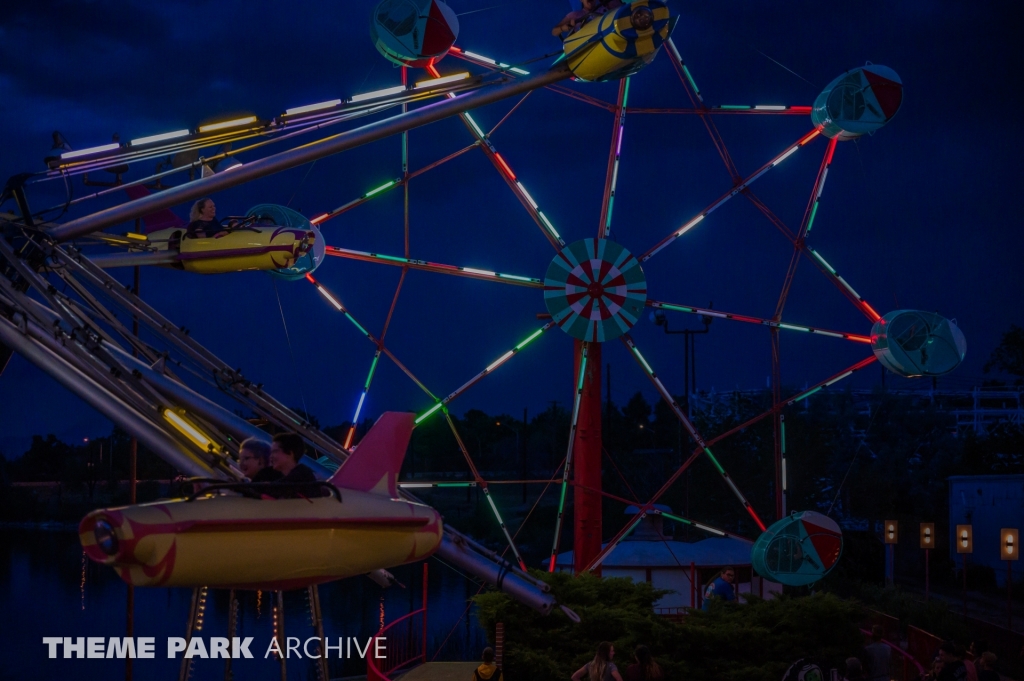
[367, 564, 429, 681]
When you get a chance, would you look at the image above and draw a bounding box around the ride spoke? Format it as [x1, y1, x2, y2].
[620, 334, 768, 531]
[598, 78, 630, 239]
[324, 246, 543, 288]
[548, 344, 589, 572]
[628, 106, 813, 115]
[443, 413, 528, 571]
[425, 63, 565, 250]
[646, 298, 871, 343]
[639, 128, 823, 262]
[310, 143, 477, 226]
[775, 137, 839, 318]
[343, 350, 381, 449]
[414, 323, 556, 425]
[803, 246, 882, 322]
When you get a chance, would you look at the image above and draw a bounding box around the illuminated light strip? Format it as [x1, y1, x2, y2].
[703, 447, 726, 475]
[516, 182, 538, 209]
[773, 146, 800, 166]
[310, 214, 328, 225]
[285, 99, 342, 116]
[790, 106, 813, 113]
[538, 212, 560, 239]
[353, 392, 367, 423]
[549, 345, 589, 571]
[781, 417, 788, 492]
[493, 153, 516, 179]
[61, 143, 120, 160]
[651, 300, 871, 342]
[805, 202, 821, 233]
[674, 214, 705, 238]
[825, 370, 854, 387]
[693, 522, 726, 537]
[862, 302, 881, 321]
[462, 50, 496, 64]
[349, 85, 406, 103]
[198, 116, 257, 133]
[415, 402, 445, 424]
[835, 275, 862, 299]
[415, 72, 470, 88]
[163, 409, 211, 449]
[463, 267, 497, 277]
[463, 113, 486, 138]
[397, 482, 477, 488]
[485, 350, 515, 373]
[799, 128, 823, 145]
[509, 67, 529, 75]
[515, 327, 545, 350]
[630, 344, 655, 375]
[719, 105, 751, 110]
[809, 249, 837, 274]
[130, 130, 190, 146]
[754, 105, 787, 111]
[364, 180, 398, 197]
[314, 285, 343, 311]
[681, 65, 700, 96]
[498, 273, 535, 283]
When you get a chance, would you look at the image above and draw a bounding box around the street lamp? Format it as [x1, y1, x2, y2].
[884, 520, 898, 586]
[650, 304, 713, 417]
[920, 523, 934, 601]
[957, 524, 973, 617]
[1003, 528, 1018, 632]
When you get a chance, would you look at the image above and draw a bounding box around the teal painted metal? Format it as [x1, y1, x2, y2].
[543, 239, 647, 342]
[751, 511, 843, 586]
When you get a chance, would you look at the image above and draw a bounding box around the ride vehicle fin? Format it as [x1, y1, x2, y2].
[328, 412, 413, 497]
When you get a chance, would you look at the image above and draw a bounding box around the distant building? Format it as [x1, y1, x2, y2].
[553, 506, 781, 613]
[948, 475, 1024, 585]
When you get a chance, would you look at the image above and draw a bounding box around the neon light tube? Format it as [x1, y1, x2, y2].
[805, 202, 820, 232]
[353, 392, 367, 422]
[674, 214, 705, 237]
[310, 214, 328, 225]
[631, 346, 654, 375]
[509, 67, 529, 75]
[415, 403, 444, 424]
[61, 143, 120, 160]
[824, 370, 854, 387]
[498, 274, 536, 283]
[515, 327, 545, 350]
[415, 73, 470, 88]
[163, 409, 211, 449]
[773, 146, 799, 166]
[694, 523, 726, 536]
[516, 182, 538, 209]
[462, 51, 496, 64]
[349, 85, 406, 103]
[285, 99, 342, 116]
[364, 180, 397, 197]
[538, 212, 560, 239]
[754, 105, 787, 111]
[703, 447, 726, 475]
[130, 130, 190, 146]
[485, 350, 515, 373]
[719, 105, 751, 110]
[463, 113, 486, 138]
[494, 153, 515, 179]
[398, 483, 434, 488]
[463, 268, 497, 277]
[659, 512, 693, 526]
[198, 116, 257, 133]
[809, 249, 837, 274]
[681, 65, 699, 94]
[315, 286, 343, 311]
[779, 323, 810, 332]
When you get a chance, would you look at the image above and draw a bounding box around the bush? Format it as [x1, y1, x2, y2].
[474, 572, 865, 681]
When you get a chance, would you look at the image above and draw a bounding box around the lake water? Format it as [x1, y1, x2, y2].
[0, 528, 488, 680]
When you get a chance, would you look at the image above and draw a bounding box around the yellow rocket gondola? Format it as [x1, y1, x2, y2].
[79, 413, 444, 591]
[176, 224, 316, 275]
[562, 0, 677, 83]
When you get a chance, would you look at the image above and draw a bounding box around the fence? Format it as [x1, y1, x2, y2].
[367, 564, 429, 681]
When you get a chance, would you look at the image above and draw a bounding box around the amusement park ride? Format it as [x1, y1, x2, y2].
[0, 0, 969, 617]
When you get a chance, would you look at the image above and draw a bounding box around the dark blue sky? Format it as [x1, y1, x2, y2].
[1, 1, 1021, 458]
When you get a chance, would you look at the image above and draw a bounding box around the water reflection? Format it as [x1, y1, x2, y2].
[3, 529, 487, 680]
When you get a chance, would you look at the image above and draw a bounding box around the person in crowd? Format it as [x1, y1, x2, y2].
[925, 642, 967, 681]
[845, 657, 865, 680]
[551, 0, 623, 36]
[966, 641, 989, 679]
[701, 566, 737, 609]
[186, 198, 228, 239]
[572, 642, 623, 681]
[268, 432, 325, 498]
[472, 647, 502, 681]
[956, 644, 977, 681]
[864, 625, 891, 681]
[624, 644, 662, 681]
[237, 438, 282, 483]
[975, 652, 998, 681]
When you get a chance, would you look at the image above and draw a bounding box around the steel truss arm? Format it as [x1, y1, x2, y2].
[639, 128, 823, 262]
[324, 246, 542, 288]
[646, 298, 871, 343]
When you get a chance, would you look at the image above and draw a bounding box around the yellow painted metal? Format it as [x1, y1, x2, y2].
[562, 1, 674, 82]
[80, 491, 443, 589]
[177, 227, 315, 274]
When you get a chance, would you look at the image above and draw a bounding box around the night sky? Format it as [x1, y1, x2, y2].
[1, 1, 1021, 459]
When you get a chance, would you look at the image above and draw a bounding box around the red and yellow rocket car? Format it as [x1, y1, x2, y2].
[79, 413, 442, 590]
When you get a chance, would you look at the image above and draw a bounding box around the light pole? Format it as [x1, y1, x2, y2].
[884, 520, 898, 586]
[1002, 528, 1018, 631]
[957, 524, 973, 617]
[920, 523, 934, 601]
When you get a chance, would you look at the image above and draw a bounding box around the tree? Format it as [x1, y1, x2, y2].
[984, 324, 1024, 386]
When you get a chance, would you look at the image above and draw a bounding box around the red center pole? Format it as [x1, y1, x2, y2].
[573, 340, 603, 575]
